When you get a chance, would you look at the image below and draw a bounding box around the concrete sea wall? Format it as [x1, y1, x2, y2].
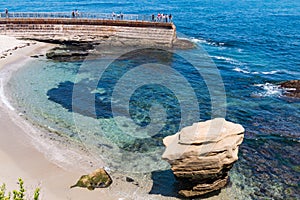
[0, 18, 177, 47]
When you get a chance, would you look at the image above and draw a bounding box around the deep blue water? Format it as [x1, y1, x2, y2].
[3, 0, 300, 199]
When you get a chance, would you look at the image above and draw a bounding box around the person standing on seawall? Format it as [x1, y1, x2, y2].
[75, 9, 79, 18]
[169, 14, 172, 22]
[5, 8, 8, 18]
[157, 13, 161, 22]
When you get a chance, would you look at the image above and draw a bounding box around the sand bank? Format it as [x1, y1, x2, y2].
[0, 36, 152, 200]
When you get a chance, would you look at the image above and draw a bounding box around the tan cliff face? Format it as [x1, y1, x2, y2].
[162, 118, 245, 198]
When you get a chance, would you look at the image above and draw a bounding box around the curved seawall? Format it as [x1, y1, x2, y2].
[0, 18, 177, 47]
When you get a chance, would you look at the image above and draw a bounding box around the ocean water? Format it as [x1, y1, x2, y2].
[3, 0, 300, 199]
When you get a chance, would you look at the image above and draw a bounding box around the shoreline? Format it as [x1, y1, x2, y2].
[0, 36, 180, 200]
[0, 37, 118, 199]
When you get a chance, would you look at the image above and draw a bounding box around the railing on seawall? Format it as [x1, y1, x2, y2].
[0, 12, 172, 23]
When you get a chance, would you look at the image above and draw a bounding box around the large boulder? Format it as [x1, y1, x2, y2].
[71, 168, 112, 190]
[162, 118, 244, 197]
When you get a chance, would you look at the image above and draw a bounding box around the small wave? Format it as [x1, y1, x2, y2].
[0, 78, 15, 111]
[211, 55, 243, 66]
[269, 13, 300, 17]
[233, 67, 250, 74]
[234, 68, 282, 75]
[261, 70, 279, 75]
[190, 38, 207, 44]
[190, 37, 226, 47]
[253, 83, 283, 97]
[212, 55, 234, 62]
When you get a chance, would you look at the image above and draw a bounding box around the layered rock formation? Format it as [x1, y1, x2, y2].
[162, 118, 244, 197]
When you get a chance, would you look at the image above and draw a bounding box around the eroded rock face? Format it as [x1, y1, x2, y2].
[280, 80, 300, 98]
[162, 118, 244, 198]
[70, 168, 112, 190]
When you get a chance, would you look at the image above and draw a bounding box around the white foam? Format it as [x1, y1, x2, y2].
[211, 55, 243, 66]
[233, 67, 250, 74]
[212, 55, 233, 62]
[190, 37, 220, 47]
[253, 83, 283, 97]
[0, 78, 15, 111]
[190, 38, 207, 44]
[261, 70, 280, 75]
[285, 88, 296, 91]
[234, 68, 282, 75]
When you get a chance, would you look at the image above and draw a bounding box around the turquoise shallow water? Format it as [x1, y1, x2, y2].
[3, 0, 300, 199]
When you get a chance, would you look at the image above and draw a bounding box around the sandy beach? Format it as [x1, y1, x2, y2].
[0, 35, 196, 200]
[0, 36, 151, 200]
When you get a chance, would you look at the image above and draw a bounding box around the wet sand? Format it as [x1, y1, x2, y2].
[0, 36, 117, 200]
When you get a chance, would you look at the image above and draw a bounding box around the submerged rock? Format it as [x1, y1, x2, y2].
[70, 168, 112, 190]
[280, 80, 300, 98]
[162, 118, 244, 198]
[173, 38, 196, 49]
[46, 43, 94, 62]
[46, 51, 89, 61]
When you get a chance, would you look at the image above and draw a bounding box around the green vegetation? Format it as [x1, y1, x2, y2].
[0, 178, 40, 200]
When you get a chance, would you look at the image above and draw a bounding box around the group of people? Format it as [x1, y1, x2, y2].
[112, 12, 124, 20]
[152, 13, 172, 23]
[71, 9, 80, 18]
[3, 8, 172, 23]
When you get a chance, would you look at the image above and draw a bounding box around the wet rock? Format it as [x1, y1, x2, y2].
[46, 50, 89, 62]
[162, 118, 244, 198]
[173, 38, 196, 49]
[46, 43, 95, 62]
[70, 168, 112, 190]
[280, 80, 300, 98]
[126, 177, 134, 182]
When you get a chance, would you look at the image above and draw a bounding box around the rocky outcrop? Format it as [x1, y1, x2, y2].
[162, 118, 244, 198]
[280, 80, 300, 98]
[71, 168, 112, 190]
[46, 43, 93, 62]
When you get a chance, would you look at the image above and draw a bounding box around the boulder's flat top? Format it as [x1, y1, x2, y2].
[162, 118, 244, 161]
